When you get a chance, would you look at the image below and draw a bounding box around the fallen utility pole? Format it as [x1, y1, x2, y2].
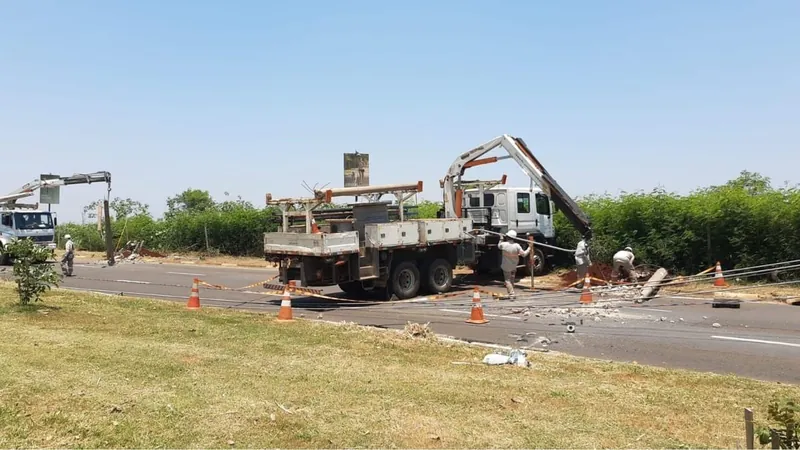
[640, 267, 668, 301]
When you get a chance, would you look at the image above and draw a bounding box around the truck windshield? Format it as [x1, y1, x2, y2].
[13, 212, 54, 230]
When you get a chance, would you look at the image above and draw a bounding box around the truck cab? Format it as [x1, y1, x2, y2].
[463, 186, 555, 240]
[461, 186, 556, 275]
[0, 209, 57, 264]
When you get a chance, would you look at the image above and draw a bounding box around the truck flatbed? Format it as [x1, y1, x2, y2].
[263, 231, 360, 257]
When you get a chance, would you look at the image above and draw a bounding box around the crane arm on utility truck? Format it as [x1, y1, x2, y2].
[1, 172, 112, 207]
[441, 134, 592, 239]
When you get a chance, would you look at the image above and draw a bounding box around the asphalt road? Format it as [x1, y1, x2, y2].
[12, 260, 800, 384]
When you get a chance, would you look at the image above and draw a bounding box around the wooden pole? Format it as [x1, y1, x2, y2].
[528, 236, 535, 290]
[103, 200, 115, 266]
[745, 408, 754, 450]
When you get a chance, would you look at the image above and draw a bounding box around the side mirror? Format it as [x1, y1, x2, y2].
[54, 218, 58, 227]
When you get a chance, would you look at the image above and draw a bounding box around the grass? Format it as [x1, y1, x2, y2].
[1, 283, 799, 448]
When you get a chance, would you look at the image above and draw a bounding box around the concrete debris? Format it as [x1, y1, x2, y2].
[113, 240, 166, 264]
[712, 322, 722, 328]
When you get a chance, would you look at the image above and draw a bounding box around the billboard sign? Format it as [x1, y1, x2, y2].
[344, 152, 369, 188]
[40, 174, 61, 204]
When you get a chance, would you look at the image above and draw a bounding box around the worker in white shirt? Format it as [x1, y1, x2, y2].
[61, 234, 75, 277]
[497, 230, 531, 298]
[574, 236, 591, 287]
[612, 246, 636, 283]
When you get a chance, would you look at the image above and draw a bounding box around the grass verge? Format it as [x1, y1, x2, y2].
[1, 283, 797, 448]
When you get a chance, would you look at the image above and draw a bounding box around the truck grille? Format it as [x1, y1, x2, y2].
[27, 235, 54, 243]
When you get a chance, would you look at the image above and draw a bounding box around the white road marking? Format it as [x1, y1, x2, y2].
[439, 308, 522, 320]
[711, 335, 800, 348]
[114, 279, 151, 285]
[166, 271, 206, 276]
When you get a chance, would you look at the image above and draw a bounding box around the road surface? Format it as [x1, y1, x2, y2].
[8, 260, 800, 383]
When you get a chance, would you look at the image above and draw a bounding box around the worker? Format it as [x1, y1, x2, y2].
[612, 246, 636, 283]
[497, 229, 531, 299]
[574, 236, 591, 288]
[61, 234, 74, 277]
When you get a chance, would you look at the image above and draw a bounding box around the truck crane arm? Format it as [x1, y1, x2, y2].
[441, 134, 592, 239]
[1, 172, 112, 206]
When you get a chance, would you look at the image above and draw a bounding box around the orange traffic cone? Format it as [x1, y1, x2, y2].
[276, 280, 295, 322]
[187, 278, 201, 309]
[310, 218, 321, 234]
[713, 261, 728, 287]
[466, 287, 489, 324]
[579, 273, 593, 304]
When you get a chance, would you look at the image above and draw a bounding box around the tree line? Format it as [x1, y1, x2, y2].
[57, 171, 800, 274]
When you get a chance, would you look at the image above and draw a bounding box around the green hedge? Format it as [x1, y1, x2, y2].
[58, 205, 279, 257]
[57, 172, 800, 275]
[554, 171, 800, 274]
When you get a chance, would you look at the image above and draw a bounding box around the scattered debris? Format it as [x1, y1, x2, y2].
[712, 322, 722, 328]
[482, 349, 530, 367]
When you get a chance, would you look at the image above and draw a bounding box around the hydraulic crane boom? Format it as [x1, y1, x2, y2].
[442, 134, 592, 239]
[1, 172, 112, 207]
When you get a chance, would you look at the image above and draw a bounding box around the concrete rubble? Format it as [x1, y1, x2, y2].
[114, 240, 166, 263]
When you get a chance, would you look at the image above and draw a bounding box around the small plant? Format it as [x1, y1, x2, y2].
[5, 239, 60, 306]
[757, 396, 800, 449]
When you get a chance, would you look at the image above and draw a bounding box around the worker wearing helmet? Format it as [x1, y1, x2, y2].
[497, 229, 531, 298]
[612, 246, 636, 283]
[574, 236, 591, 288]
[61, 234, 75, 277]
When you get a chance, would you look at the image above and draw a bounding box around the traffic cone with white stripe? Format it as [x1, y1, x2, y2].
[713, 261, 728, 287]
[276, 280, 295, 322]
[466, 287, 489, 324]
[187, 278, 201, 309]
[579, 273, 593, 304]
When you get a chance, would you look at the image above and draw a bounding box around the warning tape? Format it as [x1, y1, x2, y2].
[262, 283, 323, 296]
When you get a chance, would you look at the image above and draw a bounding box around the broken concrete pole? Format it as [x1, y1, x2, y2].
[640, 267, 669, 301]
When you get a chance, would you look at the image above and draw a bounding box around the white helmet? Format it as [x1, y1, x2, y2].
[506, 230, 517, 239]
[64, 234, 72, 240]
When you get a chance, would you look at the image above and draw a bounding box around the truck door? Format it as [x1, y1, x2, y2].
[535, 193, 554, 238]
[513, 191, 537, 233]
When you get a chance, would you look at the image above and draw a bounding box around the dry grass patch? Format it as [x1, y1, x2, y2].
[0, 282, 797, 448]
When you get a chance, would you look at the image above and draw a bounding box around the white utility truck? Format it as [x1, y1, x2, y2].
[263, 134, 592, 299]
[0, 172, 112, 265]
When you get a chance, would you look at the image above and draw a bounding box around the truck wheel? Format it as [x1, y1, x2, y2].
[391, 260, 420, 300]
[425, 258, 453, 294]
[338, 281, 367, 298]
[532, 248, 546, 275]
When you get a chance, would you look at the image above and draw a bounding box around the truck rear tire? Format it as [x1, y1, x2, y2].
[532, 248, 546, 275]
[391, 260, 420, 300]
[425, 258, 453, 294]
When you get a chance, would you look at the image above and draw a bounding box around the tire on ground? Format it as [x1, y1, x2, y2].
[390, 260, 421, 300]
[425, 258, 453, 294]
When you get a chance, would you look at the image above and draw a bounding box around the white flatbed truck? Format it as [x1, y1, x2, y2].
[263, 182, 478, 300]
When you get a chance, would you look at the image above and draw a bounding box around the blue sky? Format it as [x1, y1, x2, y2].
[2, 0, 798, 223]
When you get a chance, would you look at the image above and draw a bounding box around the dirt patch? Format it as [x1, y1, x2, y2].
[558, 263, 616, 287]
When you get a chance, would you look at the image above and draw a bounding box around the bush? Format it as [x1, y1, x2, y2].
[5, 239, 60, 305]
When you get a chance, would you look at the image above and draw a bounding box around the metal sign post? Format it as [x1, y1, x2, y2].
[39, 173, 61, 207]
